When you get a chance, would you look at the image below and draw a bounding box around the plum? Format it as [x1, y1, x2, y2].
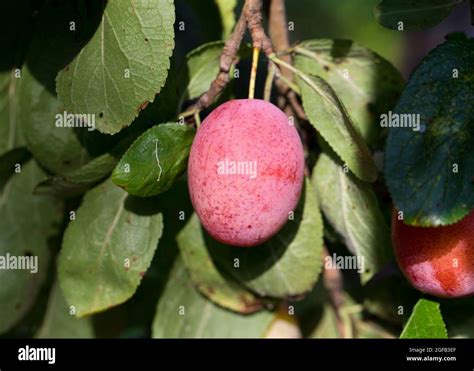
[187, 99, 305, 247]
[392, 210, 474, 298]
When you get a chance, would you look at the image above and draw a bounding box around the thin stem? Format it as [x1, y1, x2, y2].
[178, 108, 198, 120]
[249, 47, 260, 99]
[194, 111, 201, 128]
[294, 45, 325, 65]
[264, 62, 276, 101]
[275, 71, 300, 95]
[270, 54, 322, 97]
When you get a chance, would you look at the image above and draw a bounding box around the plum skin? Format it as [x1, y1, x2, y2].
[187, 99, 305, 247]
[392, 211, 474, 298]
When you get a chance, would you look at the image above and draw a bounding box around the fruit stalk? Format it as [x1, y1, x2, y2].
[249, 47, 260, 99]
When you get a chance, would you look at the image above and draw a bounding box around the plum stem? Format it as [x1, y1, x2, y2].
[249, 47, 260, 99]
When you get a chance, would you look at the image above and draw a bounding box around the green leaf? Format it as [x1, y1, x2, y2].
[0, 160, 63, 334]
[177, 41, 224, 110]
[133, 57, 181, 124]
[294, 39, 404, 145]
[58, 179, 163, 317]
[152, 258, 275, 338]
[215, 0, 237, 38]
[35, 136, 134, 198]
[177, 213, 264, 314]
[36, 281, 94, 338]
[385, 35, 474, 226]
[375, 0, 463, 31]
[0, 70, 24, 156]
[191, 178, 323, 298]
[112, 123, 194, 197]
[56, 0, 175, 134]
[294, 71, 377, 182]
[400, 299, 447, 338]
[18, 64, 114, 175]
[312, 153, 391, 283]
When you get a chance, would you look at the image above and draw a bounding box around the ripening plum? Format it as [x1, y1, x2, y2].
[392, 210, 474, 298]
[187, 99, 305, 247]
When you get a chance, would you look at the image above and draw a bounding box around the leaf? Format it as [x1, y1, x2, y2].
[36, 281, 94, 339]
[192, 178, 324, 298]
[294, 71, 377, 182]
[58, 179, 163, 317]
[112, 123, 195, 197]
[56, 0, 175, 134]
[133, 57, 181, 125]
[177, 213, 264, 314]
[35, 136, 135, 198]
[312, 153, 391, 283]
[16, 0, 121, 173]
[385, 35, 474, 226]
[0, 70, 24, 156]
[177, 41, 224, 110]
[294, 39, 404, 145]
[152, 258, 275, 338]
[215, 0, 237, 38]
[0, 160, 63, 334]
[375, 0, 463, 31]
[400, 299, 447, 338]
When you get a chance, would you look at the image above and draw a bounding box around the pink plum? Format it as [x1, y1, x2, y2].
[187, 99, 305, 247]
[392, 210, 474, 298]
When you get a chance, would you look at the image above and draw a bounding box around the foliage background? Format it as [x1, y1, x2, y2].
[0, 0, 473, 339]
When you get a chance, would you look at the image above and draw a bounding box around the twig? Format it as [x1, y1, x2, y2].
[244, 0, 274, 56]
[194, 11, 247, 111]
[182, 0, 306, 124]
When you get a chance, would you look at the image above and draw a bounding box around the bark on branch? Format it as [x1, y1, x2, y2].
[194, 11, 247, 111]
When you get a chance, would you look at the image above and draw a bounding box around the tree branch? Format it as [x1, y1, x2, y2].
[194, 11, 247, 111]
[244, 0, 274, 56]
[185, 0, 305, 123]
